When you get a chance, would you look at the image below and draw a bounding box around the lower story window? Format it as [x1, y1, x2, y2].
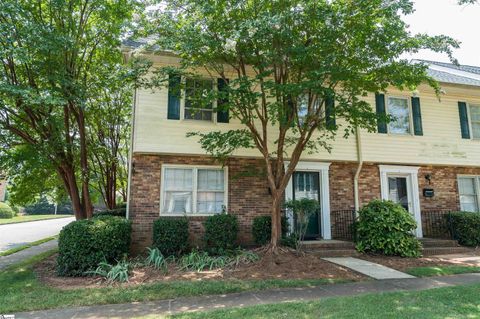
[458, 176, 480, 212]
[162, 166, 227, 215]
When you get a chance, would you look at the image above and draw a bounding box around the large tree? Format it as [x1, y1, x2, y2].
[0, 0, 137, 219]
[145, 0, 458, 251]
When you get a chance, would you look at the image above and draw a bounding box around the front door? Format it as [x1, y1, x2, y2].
[387, 176, 411, 212]
[292, 171, 321, 239]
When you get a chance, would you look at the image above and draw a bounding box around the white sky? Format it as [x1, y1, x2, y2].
[404, 0, 480, 66]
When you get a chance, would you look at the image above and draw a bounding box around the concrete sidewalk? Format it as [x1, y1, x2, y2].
[15, 273, 480, 319]
[323, 257, 415, 279]
[0, 239, 57, 270]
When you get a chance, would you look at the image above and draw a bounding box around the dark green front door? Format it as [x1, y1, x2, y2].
[292, 171, 321, 239]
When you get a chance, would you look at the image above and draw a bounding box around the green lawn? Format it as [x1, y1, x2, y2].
[0, 250, 349, 313]
[0, 214, 72, 225]
[169, 283, 480, 319]
[0, 236, 57, 257]
[405, 265, 480, 277]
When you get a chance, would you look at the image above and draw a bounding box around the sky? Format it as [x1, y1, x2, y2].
[404, 0, 480, 66]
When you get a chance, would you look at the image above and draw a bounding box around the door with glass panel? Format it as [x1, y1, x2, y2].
[292, 171, 321, 239]
[387, 176, 411, 212]
[458, 177, 479, 212]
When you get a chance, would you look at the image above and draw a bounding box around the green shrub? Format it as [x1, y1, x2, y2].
[93, 207, 126, 218]
[203, 213, 239, 254]
[252, 215, 289, 245]
[57, 216, 131, 276]
[153, 217, 189, 257]
[0, 202, 14, 219]
[355, 200, 421, 257]
[86, 260, 131, 282]
[448, 212, 480, 247]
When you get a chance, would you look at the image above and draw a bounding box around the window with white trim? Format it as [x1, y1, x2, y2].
[184, 78, 214, 121]
[162, 166, 227, 215]
[469, 104, 480, 139]
[458, 176, 480, 212]
[387, 97, 411, 134]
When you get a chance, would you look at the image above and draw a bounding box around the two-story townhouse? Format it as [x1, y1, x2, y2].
[124, 42, 480, 252]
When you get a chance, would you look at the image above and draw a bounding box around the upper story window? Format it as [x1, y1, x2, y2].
[458, 176, 480, 212]
[162, 165, 227, 215]
[387, 97, 411, 135]
[184, 78, 214, 121]
[469, 104, 480, 139]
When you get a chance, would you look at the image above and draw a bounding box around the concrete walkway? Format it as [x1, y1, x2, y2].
[323, 257, 415, 279]
[0, 239, 57, 270]
[14, 273, 480, 319]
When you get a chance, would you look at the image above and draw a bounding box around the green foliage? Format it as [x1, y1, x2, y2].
[93, 207, 127, 218]
[252, 215, 289, 246]
[0, 202, 14, 219]
[145, 247, 169, 273]
[203, 213, 239, 254]
[57, 216, 132, 276]
[152, 218, 189, 257]
[355, 200, 421, 257]
[284, 198, 319, 250]
[178, 250, 259, 272]
[23, 197, 55, 215]
[87, 261, 131, 283]
[448, 212, 480, 247]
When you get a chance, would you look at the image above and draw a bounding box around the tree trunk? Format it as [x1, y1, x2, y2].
[270, 192, 283, 249]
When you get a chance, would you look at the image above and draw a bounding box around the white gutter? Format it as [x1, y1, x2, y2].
[126, 87, 138, 220]
[353, 126, 363, 216]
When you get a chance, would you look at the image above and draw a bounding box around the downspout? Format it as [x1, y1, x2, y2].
[126, 87, 137, 220]
[353, 125, 363, 216]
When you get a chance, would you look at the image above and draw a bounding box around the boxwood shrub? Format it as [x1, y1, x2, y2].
[356, 200, 422, 257]
[448, 212, 480, 247]
[93, 207, 126, 218]
[252, 215, 289, 246]
[57, 216, 131, 276]
[203, 213, 238, 254]
[0, 202, 14, 219]
[153, 217, 189, 256]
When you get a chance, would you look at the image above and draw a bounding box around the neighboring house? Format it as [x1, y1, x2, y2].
[124, 43, 480, 252]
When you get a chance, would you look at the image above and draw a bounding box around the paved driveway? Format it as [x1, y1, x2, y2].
[0, 217, 74, 252]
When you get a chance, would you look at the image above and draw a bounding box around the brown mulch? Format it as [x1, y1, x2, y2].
[360, 251, 480, 272]
[34, 251, 365, 290]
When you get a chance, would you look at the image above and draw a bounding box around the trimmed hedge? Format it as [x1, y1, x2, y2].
[449, 212, 480, 247]
[57, 216, 131, 276]
[252, 215, 289, 246]
[204, 213, 239, 254]
[0, 202, 14, 219]
[93, 207, 126, 218]
[153, 217, 189, 256]
[356, 200, 422, 257]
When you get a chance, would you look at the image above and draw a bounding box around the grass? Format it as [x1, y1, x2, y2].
[405, 265, 480, 277]
[0, 214, 72, 225]
[0, 250, 350, 313]
[0, 236, 57, 257]
[168, 283, 480, 319]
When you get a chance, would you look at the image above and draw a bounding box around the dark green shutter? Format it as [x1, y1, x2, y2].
[375, 93, 387, 134]
[167, 74, 181, 120]
[411, 97, 423, 136]
[217, 78, 229, 123]
[458, 101, 470, 139]
[325, 96, 336, 129]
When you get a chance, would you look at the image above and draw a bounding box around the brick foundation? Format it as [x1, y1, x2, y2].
[129, 153, 480, 252]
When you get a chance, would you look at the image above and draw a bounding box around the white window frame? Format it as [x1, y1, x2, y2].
[457, 175, 480, 212]
[467, 103, 480, 140]
[386, 95, 414, 136]
[181, 77, 218, 124]
[160, 164, 228, 216]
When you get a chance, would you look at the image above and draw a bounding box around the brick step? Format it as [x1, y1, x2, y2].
[421, 246, 473, 256]
[301, 241, 355, 250]
[420, 239, 460, 248]
[307, 249, 360, 257]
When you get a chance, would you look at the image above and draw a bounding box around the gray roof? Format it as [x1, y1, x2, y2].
[419, 60, 480, 76]
[426, 68, 480, 87]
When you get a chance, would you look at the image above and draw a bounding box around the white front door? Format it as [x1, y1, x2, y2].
[379, 166, 423, 238]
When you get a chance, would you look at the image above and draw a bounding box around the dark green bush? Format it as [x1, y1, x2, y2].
[0, 202, 14, 219]
[252, 215, 289, 245]
[203, 213, 239, 254]
[93, 207, 126, 218]
[57, 216, 131, 276]
[153, 217, 189, 256]
[24, 197, 55, 215]
[448, 212, 480, 247]
[356, 200, 421, 257]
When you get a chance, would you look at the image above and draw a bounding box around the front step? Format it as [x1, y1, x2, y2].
[307, 249, 361, 257]
[301, 240, 355, 249]
[420, 238, 459, 248]
[422, 246, 474, 256]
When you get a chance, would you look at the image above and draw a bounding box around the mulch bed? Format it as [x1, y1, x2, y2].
[34, 251, 365, 290]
